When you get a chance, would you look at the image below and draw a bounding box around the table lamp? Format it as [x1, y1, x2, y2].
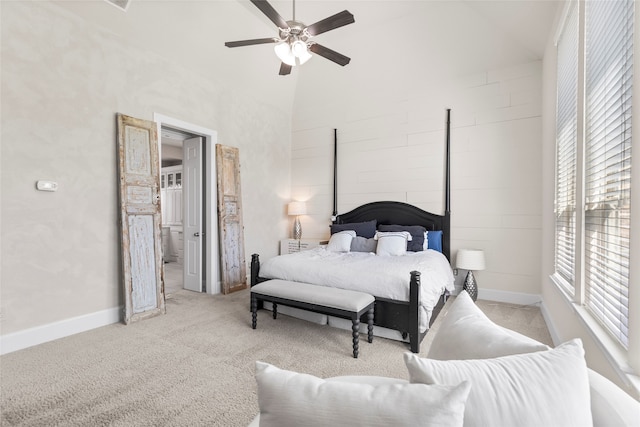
[288, 201, 307, 240]
[456, 249, 486, 301]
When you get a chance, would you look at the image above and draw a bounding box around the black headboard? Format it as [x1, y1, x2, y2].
[331, 110, 452, 261]
[334, 201, 451, 261]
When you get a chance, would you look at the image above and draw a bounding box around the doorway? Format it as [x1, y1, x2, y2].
[154, 113, 220, 295]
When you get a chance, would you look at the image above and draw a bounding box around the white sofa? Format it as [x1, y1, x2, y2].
[250, 291, 640, 427]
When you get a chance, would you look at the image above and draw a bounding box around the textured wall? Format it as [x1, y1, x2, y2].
[0, 1, 291, 335]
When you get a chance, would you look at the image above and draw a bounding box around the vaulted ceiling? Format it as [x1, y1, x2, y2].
[55, 0, 560, 112]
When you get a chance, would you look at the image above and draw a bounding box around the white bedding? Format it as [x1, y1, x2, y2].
[259, 247, 455, 332]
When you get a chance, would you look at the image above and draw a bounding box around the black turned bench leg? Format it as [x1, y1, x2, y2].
[352, 318, 360, 358]
[367, 307, 374, 344]
[272, 302, 278, 319]
[251, 294, 257, 329]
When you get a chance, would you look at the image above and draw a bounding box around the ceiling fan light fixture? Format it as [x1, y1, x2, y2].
[274, 42, 296, 66]
[291, 39, 307, 56]
[224, 0, 354, 75]
[296, 46, 312, 65]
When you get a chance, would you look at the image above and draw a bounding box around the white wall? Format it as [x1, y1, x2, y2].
[290, 1, 544, 300]
[0, 1, 290, 342]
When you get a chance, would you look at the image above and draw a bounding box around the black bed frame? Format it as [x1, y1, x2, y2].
[251, 109, 452, 353]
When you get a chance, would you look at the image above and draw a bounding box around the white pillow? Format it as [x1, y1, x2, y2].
[374, 231, 411, 256]
[326, 230, 356, 252]
[255, 361, 471, 427]
[405, 339, 593, 427]
[427, 290, 549, 360]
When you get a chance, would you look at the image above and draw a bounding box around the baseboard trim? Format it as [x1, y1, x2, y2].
[539, 301, 561, 346]
[0, 306, 122, 355]
[475, 288, 542, 306]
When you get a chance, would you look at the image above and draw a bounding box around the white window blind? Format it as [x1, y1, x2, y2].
[584, 0, 633, 348]
[555, 2, 579, 290]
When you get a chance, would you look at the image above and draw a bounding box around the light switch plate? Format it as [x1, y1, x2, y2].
[36, 180, 58, 192]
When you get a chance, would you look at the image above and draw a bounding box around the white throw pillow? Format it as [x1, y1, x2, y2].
[326, 230, 356, 252]
[427, 290, 549, 360]
[405, 339, 593, 427]
[255, 361, 471, 427]
[374, 231, 411, 256]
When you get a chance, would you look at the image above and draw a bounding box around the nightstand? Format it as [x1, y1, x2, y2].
[280, 239, 327, 255]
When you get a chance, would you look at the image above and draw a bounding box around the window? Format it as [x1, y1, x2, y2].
[583, 0, 634, 348]
[554, 1, 579, 292]
[554, 0, 634, 350]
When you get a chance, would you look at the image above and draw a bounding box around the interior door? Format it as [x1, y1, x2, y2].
[116, 113, 165, 324]
[183, 137, 203, 292]
[216, 144, 247, 294]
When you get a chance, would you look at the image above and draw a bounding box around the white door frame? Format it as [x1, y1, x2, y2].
[153, 113, 220, 295]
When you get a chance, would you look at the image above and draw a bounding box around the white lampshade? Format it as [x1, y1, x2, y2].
[274, 42, 296, 66]
[456, 249, 486, 271]
[287, 201, 307, 216]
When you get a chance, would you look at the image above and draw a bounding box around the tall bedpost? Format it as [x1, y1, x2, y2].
[250, 253, 260, 287]
[445, 108, 451, 215]
[443, 109, 452, 261]
[333, 128, 338, 219]
[409, 270, 421, 353]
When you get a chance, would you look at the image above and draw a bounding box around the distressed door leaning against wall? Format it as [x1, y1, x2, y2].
[216, 144, 247, 294]
[117, 114, 165, 324]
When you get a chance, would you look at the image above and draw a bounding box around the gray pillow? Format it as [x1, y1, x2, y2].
[350, 236, 377, 253]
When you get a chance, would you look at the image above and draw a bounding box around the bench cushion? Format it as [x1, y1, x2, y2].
[252, 280, 374, 312]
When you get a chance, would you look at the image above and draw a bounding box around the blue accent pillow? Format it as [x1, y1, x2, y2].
[330, 220, 377, 238]
[427, 230, 443, 253]
[378, 224, 426, 252]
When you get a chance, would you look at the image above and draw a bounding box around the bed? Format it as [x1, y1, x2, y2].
[251, 110, 453, 353]
[251, 201, 452, 353]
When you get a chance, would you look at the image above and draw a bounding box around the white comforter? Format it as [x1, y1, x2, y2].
[259, 247, 455, 331]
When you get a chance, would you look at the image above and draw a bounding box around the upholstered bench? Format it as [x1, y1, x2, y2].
[251, 279, 375, 358]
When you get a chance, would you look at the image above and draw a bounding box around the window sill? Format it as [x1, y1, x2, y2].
[550, 274, 640, 398]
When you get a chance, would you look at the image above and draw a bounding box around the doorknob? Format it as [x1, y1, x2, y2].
[194, 232, 200, 237]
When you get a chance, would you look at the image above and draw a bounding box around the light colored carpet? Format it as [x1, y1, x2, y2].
[0, 290, 552, 426]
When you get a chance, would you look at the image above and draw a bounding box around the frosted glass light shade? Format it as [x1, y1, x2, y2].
[274, 42, 296, 66]
[287, 201, 307, 216]
[291, 40, 307, 56]
[456, 249, 486, 271]
[296, 47, 312, 65]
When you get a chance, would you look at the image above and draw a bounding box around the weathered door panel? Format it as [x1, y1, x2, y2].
[216, 144, 247, 294]
[117, 114, 165, 323]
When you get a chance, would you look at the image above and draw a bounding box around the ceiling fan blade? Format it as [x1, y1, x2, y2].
[305, 10, 355, 36]
[250, 0, 288, 29]
[225, 38, 278, 48]
[279, 63, 292, 75]
[309, 43, 351, 66]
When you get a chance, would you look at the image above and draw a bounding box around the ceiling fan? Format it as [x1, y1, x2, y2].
[225, 0, 355, 76]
